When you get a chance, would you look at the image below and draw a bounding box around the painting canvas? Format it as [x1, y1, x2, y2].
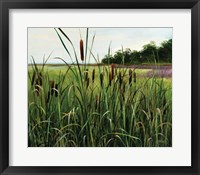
[28, 27, 172, 147]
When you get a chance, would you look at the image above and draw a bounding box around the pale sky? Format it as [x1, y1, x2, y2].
[28, 27, 172, 64]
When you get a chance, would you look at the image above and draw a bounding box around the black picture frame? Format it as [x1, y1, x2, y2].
[0, 0, 199, 174]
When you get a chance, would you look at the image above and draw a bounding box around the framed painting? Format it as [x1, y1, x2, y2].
[0, 0, 199, 174]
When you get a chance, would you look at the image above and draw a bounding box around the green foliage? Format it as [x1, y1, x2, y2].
[102, 39, 172, 64]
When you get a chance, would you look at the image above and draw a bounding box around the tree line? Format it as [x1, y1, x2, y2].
[101, 39, 172, 64]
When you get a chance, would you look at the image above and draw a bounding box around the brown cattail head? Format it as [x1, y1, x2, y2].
[85, 69, 88, 81]
[133, 71, 136, 83]
[31, 71, 36, 86]
[50, 80, 55, 89]
[118, 71, 122, 88]
[100, 73, 104, 87]
[92, 69, 95, 83]
[111, 64, 115, 80]
[80, 39, 84, 61]
[109, 72, 112, 86]
[129, 69, 132, 85]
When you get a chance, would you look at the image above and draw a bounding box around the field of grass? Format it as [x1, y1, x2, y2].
[28, 64, 172, 147]
[28, 28, 172, 147]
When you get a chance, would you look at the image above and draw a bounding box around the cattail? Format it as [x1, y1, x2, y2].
[92, 69, 95, 83]
[31, 71, 36, 86]
[85, 69, 88, 81]
[80, 39, 84, 61]
[111, 64, 115, 80]
[118, 71, 122, 88]
[129, 69, 132, 85]
[109, 72, 112, 86]
[86, 78, 90, 88]
[50, 80, 55, 89]
[100, 73, 104, 87]
[133, 71, 136, 83]
[55, 83, 58, 97]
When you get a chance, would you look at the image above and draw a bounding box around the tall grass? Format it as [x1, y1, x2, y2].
[28, 28, 172, 147]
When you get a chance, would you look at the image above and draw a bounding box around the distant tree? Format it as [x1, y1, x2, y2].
[101, 39, 172, 64]
[158, 39, 172, 63]
[130, 50, 141, 64]
[140, 41, 158, 63]
[101, 54, 113, 64]
[111, 50, 122, 64]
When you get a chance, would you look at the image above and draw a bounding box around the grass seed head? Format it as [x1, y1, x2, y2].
[80, 39, 84, 61]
